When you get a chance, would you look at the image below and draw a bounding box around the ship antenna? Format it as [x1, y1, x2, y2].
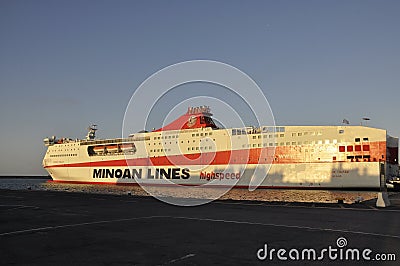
[86, 124, 97, 140]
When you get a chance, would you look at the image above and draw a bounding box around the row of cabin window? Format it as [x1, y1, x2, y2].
[152, 132, 213, 141]
[149, 149, 172, 153]
[291, 132, 322, 137]
[236, 131, 323, 138]
[243, 140, 340, 147]
[346, 155, 374, 160]
[52, 149, 78, 152]
[148, 138, 214, 146]
[153, 135, 178, 140]
[232, 127, 286, 135]
[262, 127, 285, 133]
[50, 154, 78, 157]
[181, 139, 213, 144]
[188, 146, 213, 151]
[151, 141, 178, 145]
[251, 134, 285, 139]
[339, 145, 370, 152]
[192, 132, 212, 137]
[243, 142, 309, 148]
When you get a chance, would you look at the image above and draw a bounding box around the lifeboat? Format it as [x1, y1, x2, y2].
[120, 143, 135, 152]
[93, 146, 106, 154]
[106, 145, 119, 153]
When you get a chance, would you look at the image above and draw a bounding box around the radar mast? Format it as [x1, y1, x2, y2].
[86, 124, 97, 140]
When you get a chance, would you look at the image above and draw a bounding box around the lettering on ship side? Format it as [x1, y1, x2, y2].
[92, 168, 190, 179]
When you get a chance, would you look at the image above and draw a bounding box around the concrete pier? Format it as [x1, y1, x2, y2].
[1, 189, 399, 265]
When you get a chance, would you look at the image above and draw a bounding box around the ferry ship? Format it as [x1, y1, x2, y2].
[42, 106, 399, 189]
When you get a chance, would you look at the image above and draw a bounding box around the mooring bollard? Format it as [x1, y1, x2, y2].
[376, 163, 390, 208]
[376, 192, 391, 207]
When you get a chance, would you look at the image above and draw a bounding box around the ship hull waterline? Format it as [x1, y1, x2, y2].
[45, 161, 383, 190]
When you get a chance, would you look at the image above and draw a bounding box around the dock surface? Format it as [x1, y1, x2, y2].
[1, 189, 399, 265]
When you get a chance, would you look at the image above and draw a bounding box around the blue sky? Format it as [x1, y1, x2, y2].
[0, 0, 399, 175]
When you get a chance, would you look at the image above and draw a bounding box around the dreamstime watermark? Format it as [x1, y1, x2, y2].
[257, 237, 396, 262]
[122, 60, 275, 206]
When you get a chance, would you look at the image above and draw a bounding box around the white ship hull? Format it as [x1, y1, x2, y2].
[46, 162, 381, 189]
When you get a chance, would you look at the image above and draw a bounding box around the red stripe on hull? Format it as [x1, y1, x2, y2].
[45, 142, 387, 169]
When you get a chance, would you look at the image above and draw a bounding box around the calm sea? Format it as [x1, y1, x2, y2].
[0, 177, 380, 204]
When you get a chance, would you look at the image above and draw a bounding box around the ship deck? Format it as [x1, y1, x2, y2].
[1, 189, 399, 265]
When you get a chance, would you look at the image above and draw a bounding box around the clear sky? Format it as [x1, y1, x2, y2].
[0, 0, 399, 175]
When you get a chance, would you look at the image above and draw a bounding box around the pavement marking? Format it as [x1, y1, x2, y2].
[0, 216, 160, 237]
[0, 205, 39, 211]
[1, 215, 399, 240]
[214, 201, 400, 212]
[0, 195, 23, 199]
[161, 253, 196, 265]
[216, 202, 264, 206]
[166, 216, 400, 240]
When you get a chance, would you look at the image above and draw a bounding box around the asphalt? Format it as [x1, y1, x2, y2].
[1, 189, 399, 265]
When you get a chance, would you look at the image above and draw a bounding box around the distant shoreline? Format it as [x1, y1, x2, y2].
[0, 176, 51, 179]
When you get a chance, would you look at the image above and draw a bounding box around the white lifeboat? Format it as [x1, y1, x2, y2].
[93, 146, 106, 154]
[120, 143, 135, 152]
[106, 145, 119, 153]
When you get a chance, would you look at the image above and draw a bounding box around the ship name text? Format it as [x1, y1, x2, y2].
[200, 171, 241, 181]
[93, 168, 190, 179]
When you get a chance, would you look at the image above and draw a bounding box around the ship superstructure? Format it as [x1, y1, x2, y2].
[43, 106, 398, 189]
